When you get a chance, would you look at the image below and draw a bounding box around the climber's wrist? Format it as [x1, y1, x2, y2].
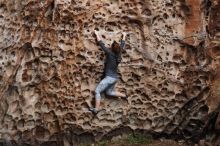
[122, 32, 126, 40]
[96, 35, 101, 41]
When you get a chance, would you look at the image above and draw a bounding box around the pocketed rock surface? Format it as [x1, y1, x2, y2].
[0, 0, 220, 145]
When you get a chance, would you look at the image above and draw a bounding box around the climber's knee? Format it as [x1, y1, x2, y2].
[95, 94, 101, 100]
[105, 90, 116, 97]
[95, 88, 101, 100]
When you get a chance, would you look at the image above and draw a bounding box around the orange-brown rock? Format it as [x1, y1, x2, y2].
[0, 0, 220, 145]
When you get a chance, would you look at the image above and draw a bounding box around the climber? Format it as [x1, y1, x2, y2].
[88, 30, 128, 114]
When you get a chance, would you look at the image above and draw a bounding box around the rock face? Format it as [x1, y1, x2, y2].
[0, 0, 220, 145]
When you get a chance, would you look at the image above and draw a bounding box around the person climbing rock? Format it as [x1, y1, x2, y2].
[88, 30, 128, 114]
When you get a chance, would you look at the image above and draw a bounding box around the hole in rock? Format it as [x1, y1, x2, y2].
[157, 55, 162, 61]
[211, 46, 220, 57]
[94, 27, 99, 31]
[142, 8, 152, 16]
[76, 54, 86, 64]
[163, 13, 168, 19]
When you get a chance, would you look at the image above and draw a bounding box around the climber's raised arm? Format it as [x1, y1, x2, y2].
[94, 30, 111, 54]
[120, 32, 127, 49]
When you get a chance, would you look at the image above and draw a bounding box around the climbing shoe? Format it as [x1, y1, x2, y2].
[88, 107, 98, 115]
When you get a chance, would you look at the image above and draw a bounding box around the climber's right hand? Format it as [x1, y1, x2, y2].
[94, 30, 101, 41]
[94, 30, 97, 34]
[122, 32, 127, 40]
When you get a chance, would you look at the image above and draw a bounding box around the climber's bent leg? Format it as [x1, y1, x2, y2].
[95, 76, 116, 110]
[113, 92, 126, 98]
[106, 91, 127, 98]
[105, 81, 116, 97]
[105, 81, 127, 99]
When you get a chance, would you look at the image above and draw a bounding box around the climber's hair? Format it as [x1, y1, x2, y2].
[111, 41, 120, 55]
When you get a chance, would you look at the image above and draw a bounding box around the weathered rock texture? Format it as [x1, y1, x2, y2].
[0, 0, 220, 145]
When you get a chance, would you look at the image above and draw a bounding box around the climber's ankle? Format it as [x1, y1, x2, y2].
[89, 107, 98, 114]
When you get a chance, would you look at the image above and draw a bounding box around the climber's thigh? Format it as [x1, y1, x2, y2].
[105, 78, 117, 96]
[105, 82, 117, 95]
[95, 76, 117, 94]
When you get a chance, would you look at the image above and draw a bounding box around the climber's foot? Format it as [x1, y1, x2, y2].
[88, 107, 105, 115]
[89, 107, 97, 114]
